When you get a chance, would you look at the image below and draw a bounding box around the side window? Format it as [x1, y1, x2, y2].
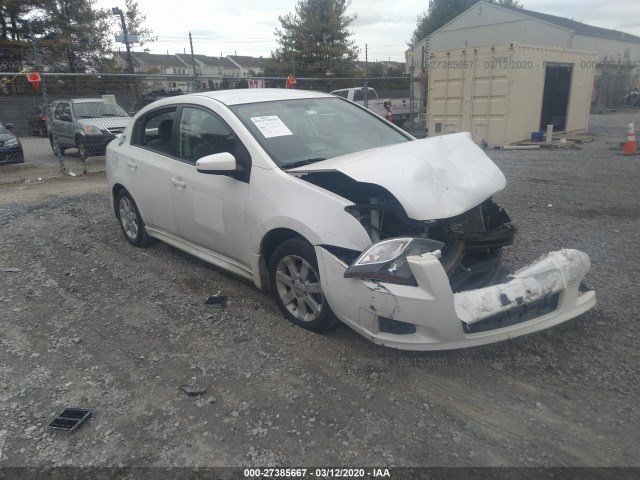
[333, 90, 348, 99]
[132, 108, 177, 155]
[54, 103, 67, 120]
[178, 107, 235, 162]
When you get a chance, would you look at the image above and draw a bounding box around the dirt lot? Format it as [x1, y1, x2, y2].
[0, 111, 639, 469]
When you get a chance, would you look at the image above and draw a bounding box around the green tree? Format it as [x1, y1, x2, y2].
[0, 1, 42, 74]
[31, 0, 112, 72]
[1, 0, 41, 41]
[409, 0, 522, 45]
[271, 0, 359, 77]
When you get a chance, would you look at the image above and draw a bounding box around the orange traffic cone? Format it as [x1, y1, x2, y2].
[620, 123, 638, 155]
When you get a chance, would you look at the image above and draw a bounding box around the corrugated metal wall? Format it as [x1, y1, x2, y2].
[427, 44, 596, 146]
[429, 2, 572, 52]
[431, 20, 572, 53]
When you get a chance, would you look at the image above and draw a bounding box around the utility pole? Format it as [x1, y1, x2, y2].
[112, 7, 133, 74]
[419, 44, 425, 133]
[409, 49, 415, 130]
[27, 21, 64, 173]
[112, 7, 139, 99]
[189, 32, 199, 92]
[364, 44, 368, 109]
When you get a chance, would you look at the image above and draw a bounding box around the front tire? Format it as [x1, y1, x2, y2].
[269, 238, 337, 333]
[115, 189, 151, 247]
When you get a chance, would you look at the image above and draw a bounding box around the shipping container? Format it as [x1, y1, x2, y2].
[427, 43, 597, 146]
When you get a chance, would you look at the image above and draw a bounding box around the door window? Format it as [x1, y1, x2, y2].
[54, 103, 70, 121]
[177, 107, 236, 162]
[132, 108, 177, 155]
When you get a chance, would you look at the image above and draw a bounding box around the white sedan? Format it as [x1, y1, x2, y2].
[106, 89, 596, 350]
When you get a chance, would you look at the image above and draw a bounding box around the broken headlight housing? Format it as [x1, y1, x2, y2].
[344, 237, 443, 285]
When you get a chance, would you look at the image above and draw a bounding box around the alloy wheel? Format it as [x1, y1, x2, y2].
[274, 254, 324, 323]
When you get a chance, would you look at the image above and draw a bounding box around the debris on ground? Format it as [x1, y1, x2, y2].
[47, 408, 93, 434]
[180, 385, 207, 396]
[205, 295, 228, 307]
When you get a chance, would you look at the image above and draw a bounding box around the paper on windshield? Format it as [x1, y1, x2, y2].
[250, 115, 293, 138]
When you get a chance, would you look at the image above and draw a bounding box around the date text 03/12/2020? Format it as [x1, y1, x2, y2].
[243, 468, 391, 478]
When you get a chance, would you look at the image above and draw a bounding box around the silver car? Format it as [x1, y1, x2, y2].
[49, 98, 131, 160]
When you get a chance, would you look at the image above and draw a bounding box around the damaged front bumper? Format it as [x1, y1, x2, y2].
[316, 247, 596, 350]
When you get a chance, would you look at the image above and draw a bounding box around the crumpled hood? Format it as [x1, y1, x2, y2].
[289, 132, 506, 220]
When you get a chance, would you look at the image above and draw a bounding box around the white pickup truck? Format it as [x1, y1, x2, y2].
[330, 87, 411, 127]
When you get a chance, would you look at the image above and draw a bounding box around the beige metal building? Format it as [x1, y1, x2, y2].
[427, 43, 597, 147]
[407, 1, 640, 72]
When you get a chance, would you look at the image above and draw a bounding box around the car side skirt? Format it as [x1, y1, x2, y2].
[144, 227, 254, 282]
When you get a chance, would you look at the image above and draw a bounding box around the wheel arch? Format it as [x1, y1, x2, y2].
[258, 228, 312, 292]
[112, 183, 126, 215]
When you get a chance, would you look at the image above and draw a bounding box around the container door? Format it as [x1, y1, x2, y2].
[540, 64, 573, 131]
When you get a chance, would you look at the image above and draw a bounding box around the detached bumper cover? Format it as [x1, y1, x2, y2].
[316, 247, 596, 351]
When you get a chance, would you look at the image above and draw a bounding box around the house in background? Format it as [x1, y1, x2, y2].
[227, 55, 265, 77]
[114, 51, 193, 92]
[113, 52, 265, 93]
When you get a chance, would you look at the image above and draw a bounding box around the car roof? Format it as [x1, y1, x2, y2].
[52, 98, 110, 104]
[190, 88, 333, 106]
[70, 98, 110, 103]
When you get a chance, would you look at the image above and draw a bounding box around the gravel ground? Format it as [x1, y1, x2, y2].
[0, 111, 639, 469]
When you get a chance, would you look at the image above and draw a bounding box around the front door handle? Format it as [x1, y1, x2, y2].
[126, 159, 137, 170]
[170, 177, 186, 188]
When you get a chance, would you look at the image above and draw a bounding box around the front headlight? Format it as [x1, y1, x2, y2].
[84, 124, 103, 134]
[344, 237, 443, 285]
[3, 138, 18, 147]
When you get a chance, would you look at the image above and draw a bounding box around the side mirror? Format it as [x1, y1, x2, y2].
[196, 152, 236, 174]
[5, 123, 15, 129]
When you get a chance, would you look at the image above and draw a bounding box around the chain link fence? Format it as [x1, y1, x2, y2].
[1, 41, 414, 184]
[592, 73, 640, 113]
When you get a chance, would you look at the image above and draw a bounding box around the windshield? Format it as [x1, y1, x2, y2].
[229, 97, 410, 168]
[72, 101, 129, 118]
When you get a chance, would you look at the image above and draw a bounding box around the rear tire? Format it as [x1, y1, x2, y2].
[115, 189, 151, 247]
[269, 238, 338, 333]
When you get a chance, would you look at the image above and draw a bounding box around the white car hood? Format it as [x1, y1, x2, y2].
[289, 132, 506, 220]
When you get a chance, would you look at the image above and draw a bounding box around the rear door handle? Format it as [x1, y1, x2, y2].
[171, 177, 186, 188]
[126, 159, 137, 170]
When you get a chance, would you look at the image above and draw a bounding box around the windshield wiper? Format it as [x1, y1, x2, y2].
[283, 158, 326, 170]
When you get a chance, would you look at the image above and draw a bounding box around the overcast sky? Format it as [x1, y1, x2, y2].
[96, 0, 640, 62]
